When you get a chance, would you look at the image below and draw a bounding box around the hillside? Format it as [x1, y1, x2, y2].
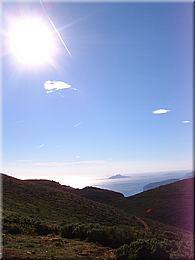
[2, 174, 131, 226]
[76, 178, 194, 232]
[126, 178, 194, 231]
[2, 174, 194, 259]
[75, 186, 125, 205]
[3, 234, 116, 259]
[143, 178, 179, 191]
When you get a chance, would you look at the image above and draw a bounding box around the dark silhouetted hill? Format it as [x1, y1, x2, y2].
[74, 177, 194, 231]
[125, 178, 194, 231]
[75, 186, 124, 205]
[2, 174, 194, 231]
[143, 178, 179, 191]
[2, 174, 131, 226]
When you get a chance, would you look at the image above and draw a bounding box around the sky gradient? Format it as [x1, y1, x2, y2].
[2, 2, 193, 187]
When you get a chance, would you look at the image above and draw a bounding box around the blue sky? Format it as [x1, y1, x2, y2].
[2, 3, 193, 187]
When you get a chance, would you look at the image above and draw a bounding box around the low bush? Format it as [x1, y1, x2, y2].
[116, 239, 171, 260]
[4, 224, 23, 235]
[116, 244, 131, 260]
[34, 222, 59, 236]
[72, 224, 89, 240]
[61, 223, 77, 239]
[60, 223, 135, 248]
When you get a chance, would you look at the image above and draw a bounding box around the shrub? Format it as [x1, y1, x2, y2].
[72, 224, 88, 240]
[34, 222, 58, 236]
[135, 245, 152, 259]
[128, 240, 153, 260]
[87, 227, 110, 245]
[116, 244, 130, 260]
[152, 245, 170, 259]
[116, 239, 171, 260]
[60, 224, 135, 248]
[61, 224, 75, 238]
[5, 224, 22, 235]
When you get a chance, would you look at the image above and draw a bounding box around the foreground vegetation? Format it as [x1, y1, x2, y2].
[3, 234, 116, 259]
[2, 174, 194, 259]
[3, 213, 194, 259]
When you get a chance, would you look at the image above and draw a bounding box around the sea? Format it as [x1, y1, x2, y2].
[93, 170, 193, 197]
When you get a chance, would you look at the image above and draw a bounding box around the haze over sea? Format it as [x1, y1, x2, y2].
[93, 170, 193, 196]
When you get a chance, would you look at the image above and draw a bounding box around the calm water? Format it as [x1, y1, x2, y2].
[93, 171, 192, 197]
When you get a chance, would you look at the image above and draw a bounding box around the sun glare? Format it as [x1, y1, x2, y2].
[63, 176, 94, 189]
[8, 17, 56, 66]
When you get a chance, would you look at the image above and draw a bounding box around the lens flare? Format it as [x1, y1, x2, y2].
[8, 17, 56, 66]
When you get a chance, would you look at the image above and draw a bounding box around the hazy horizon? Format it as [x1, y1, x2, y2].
[2, 169, 192, 191]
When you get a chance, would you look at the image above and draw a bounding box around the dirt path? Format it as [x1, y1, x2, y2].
[134, 216, 149, 231]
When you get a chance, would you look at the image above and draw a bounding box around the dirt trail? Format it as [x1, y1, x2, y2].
[134, 216, 149, 231]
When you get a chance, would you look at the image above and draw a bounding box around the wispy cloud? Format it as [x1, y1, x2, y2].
[44, 80, 72, 93]
[15, 159, 33, 163]
[182, 120, 191, 124]
[73, 122, 82, 128]
[39, 144, 45, 148]
[152, 109, 171, 114]
[33, 160, 106, 167]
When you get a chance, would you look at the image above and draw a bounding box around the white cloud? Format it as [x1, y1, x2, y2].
[71, 87, 78, 91]
[44, 80, 71, 92]
[182, 120, 190, 124]
[152, 109, 171, 114]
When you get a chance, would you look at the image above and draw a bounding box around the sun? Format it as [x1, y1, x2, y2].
[8, 17, 56, 66]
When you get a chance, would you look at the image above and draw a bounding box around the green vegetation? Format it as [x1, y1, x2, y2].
[124, 178, 194, 232]
[77, 178, 194, 232]
[116, 238, 194, 260]
[3, 234, 116, 259]
[2, 174, 194, 259]
[3, 174, 131, 226]
[3, 209, 194, 259]
[60, 223, 136, 248]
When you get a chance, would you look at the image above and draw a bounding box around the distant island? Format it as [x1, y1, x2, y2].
[108, 174, 130, 179]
